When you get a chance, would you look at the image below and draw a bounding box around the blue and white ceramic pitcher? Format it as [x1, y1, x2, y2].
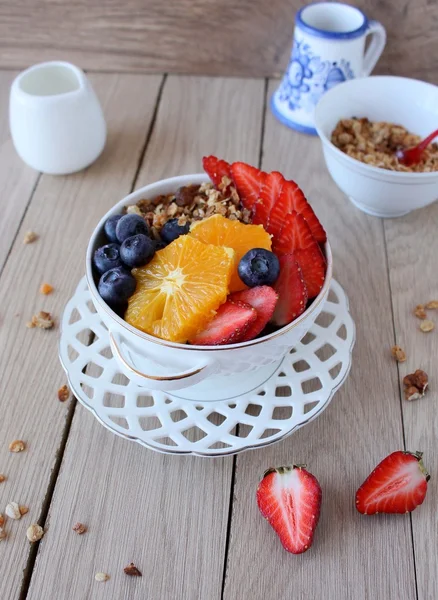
[271, 2, 386, 135]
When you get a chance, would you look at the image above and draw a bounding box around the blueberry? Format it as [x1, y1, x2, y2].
[98, 267, 136, 309]
[93, 243, 123, 274]
[238, 248, 280, 287]
[120, 234, 155, 268]
[116, 214, 149, 243]
[104, 214, 123, 243]
[160, 218, 189, 244]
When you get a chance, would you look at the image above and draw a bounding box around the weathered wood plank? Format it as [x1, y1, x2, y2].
[223, 80, 416, 600]
[0, 70, 40, 271]
[384, 205, 438, 600]
[0, 72, 163, 599]
[26, 76, 265, 600]
[0, 0, 436, 82]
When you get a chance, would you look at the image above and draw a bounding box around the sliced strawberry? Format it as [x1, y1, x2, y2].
[257, 465, 322, 554]
[356, 451, 430, 515]
[253, 171, 284, 228]
[230, 162, 266, 210]
[269, 179, 326, 243]
[271, 255, 308, 326]
[230, 286, 278, 341]
[273, 212, 325, 299]
[202, 155, 232, 190]
[190, 300, 257, 346]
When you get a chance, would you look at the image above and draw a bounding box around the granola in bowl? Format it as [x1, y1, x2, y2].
[124, 180, 252, 240]
[331, 118, 438, 173]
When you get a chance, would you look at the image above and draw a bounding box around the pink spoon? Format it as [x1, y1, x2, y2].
[396, 128, 438, 166]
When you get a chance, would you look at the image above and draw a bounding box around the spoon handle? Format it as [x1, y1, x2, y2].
[418, 128, 438, 151]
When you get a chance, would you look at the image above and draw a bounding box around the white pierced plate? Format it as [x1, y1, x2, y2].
[59, 277, 355, 457]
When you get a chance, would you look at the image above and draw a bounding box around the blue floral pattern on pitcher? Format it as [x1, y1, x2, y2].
[278, 39, 354, 112]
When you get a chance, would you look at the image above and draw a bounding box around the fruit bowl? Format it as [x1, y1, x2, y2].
[86, 174, 333, 393]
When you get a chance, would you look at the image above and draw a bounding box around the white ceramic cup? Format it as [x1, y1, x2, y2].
[86, 174, 333, 394]
[9, 61, 106, 175]
[272, 2, 386, 135]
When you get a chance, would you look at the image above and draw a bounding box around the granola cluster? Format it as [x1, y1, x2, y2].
[124, 180, 251, 237]
[403, 370, 428, 401]
[331, 118, 438, 173]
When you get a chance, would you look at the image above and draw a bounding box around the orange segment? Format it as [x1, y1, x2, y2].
[125, 235, 234, 343]
[189, 214, 272, 292]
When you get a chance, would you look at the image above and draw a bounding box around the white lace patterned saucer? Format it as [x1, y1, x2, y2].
[59, 277, 355, 457]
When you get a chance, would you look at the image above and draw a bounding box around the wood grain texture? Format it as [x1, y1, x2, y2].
[0, 72, 162, 599]
[0, 0, 437, 81]
[25, 76, 266, 600]
[222, 79, 416, 600]
[384, 206, 438, 600]
[0, 71, 40, 271]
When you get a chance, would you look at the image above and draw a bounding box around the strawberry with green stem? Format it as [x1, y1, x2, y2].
[257, 465, 322, 554]
[356, 451, 430, 515]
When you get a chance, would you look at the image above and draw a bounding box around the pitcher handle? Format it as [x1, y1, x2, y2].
[363, 20, 386, 76]
[109, 332, 212, 384]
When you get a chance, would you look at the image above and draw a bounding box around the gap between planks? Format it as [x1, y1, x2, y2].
[381, 218, 419, 600]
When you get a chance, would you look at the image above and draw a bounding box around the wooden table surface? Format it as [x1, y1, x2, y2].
[0, 71, 436, 600]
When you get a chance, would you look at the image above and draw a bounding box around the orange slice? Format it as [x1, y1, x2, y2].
[188, 214, 272, 292]
[125, 235, 234, 343]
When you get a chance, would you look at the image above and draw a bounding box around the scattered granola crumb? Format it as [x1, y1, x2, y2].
[0, 527, 6, 541]
[26, 524, 44, 543]
[58, 384, 70, 403]
[0, 474, 6, 483]
[27, 311, 54, 330]
[0, 514, 4, 527]
[420, 319, 434, 333]
[72, 522, 87, 535]
[124, 562, 142, 577]
[40, 283, 53, 295]
[19, 506, 29, 516]
[95, 572, 110, 582]
[23, 231, 38, 244]
[391, 345, 406, 362]
[403, 370, 428, 401]
[9, 440, 26, 453]
[414, 304, 427, 319]
[5, 502, 21, 520]
[426, 300, 438, 309]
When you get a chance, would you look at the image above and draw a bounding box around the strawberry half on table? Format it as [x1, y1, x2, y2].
[356, 451, 430, 515]
[257, 465, 322, 554]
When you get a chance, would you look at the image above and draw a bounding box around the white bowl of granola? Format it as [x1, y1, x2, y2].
[314, 76, 438, 217]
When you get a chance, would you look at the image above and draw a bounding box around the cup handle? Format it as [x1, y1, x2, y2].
[109, 331, 213, 385]
[362, 20, 386, 76]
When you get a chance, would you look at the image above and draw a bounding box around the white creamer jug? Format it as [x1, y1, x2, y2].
[10, 61, 106, 174]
